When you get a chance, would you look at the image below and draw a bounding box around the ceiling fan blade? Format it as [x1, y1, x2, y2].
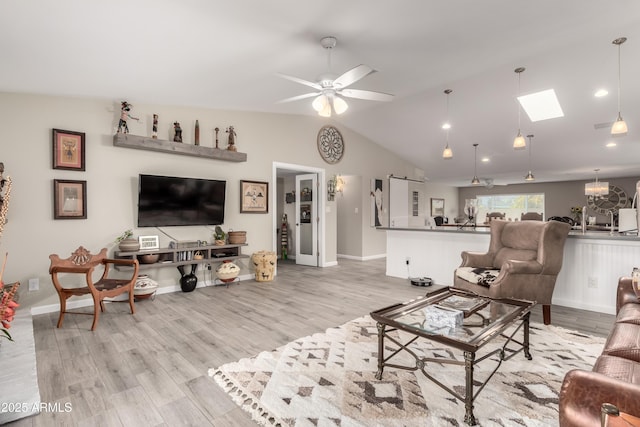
[276, 73, 322, 90]
[340, 88, 394, 102]
[333, 65, 376, 88]
[277, 92, 320, 104]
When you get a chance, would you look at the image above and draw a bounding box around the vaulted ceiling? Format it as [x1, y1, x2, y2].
[2, 1, 639, 186]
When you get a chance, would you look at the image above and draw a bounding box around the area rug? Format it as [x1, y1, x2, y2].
[208, 315, 604, 426]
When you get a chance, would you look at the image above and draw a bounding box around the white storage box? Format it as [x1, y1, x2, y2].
[423, 305, 464, 328]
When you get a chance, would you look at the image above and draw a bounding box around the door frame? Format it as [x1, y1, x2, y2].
[272, 162, 326, 267]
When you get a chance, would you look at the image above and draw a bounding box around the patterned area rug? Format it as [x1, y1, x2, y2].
[209, 316, 604, 426]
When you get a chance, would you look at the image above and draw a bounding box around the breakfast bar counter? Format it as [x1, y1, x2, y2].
[383, 226, 640, 315]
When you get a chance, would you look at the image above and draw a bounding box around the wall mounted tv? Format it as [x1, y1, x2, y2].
[137, 174, 226, 227]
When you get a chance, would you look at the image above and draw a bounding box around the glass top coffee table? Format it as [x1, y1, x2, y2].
[370, 286, 535, 425]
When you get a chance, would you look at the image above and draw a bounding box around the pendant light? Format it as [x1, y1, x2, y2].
[611, 37, 628, 135]
[471, 143, 480, 185]
[524, 134, 535, 181]
[442, 89, 453, 159]
[513, 67, 527, 149]
[585, 168, 609, 199]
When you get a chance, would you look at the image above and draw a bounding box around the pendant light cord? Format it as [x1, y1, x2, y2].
[617, 42, 622, 114]
[517, 72, 522, 131]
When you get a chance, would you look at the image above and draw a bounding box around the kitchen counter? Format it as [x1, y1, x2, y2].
[379, 225, 640, 241]
[383, 226, 640, 314]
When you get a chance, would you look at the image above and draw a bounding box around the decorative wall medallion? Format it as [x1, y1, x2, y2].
[317, 126, 344, 164]
[587, 184, 628, 215]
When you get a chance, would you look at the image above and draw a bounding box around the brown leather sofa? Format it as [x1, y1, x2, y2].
[559, 277, 640, 426]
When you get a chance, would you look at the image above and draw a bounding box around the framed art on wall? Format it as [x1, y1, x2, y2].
[53, 179, 86, 219]
[431, 198, 445, 217]
[240, 180, 268, 213]
[370, 178, 383, 227]
[52, 129, 85, 171]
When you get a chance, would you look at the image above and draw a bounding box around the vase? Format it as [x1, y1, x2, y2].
[178, 265, 198, 292]
[119, 238, 140, 252]
[216, 261, 240, 282]
[134, 274, 158, 300]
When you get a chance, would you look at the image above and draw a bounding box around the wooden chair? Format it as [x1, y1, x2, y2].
[485, 212, 505, 224]
[49, 246, 139, 331]
[521, 212, 543, 221]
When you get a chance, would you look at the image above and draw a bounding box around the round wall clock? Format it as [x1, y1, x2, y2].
[587, 185, 628, 215]
[317, 126, 344, 164]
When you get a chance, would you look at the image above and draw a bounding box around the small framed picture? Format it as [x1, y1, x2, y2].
[431, 198, 445, 217]
[52, 129, 85, 171]
[240, 180, 269, 213]
[138, 235, 160, 250]
[53, 179, 87, 219]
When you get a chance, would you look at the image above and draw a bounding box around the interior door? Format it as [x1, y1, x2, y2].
[295, 173, 318, 266]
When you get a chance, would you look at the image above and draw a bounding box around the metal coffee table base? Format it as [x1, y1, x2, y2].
[374, 313, 531, 425]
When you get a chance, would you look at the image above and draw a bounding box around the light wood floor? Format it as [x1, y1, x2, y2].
[10, 258, 615, 426]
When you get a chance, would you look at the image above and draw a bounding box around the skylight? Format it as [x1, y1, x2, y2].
[517, 89, 564, 122]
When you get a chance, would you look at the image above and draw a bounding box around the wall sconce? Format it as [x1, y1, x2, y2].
[327, 177, 336, 201]
[327, 175, 345, 201]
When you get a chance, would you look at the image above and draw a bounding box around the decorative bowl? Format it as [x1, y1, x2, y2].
[138, 253, 160, 264]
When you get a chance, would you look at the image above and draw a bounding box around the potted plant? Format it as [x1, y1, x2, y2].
[213, 226, 226, 246]
[116, 229, 140, 252]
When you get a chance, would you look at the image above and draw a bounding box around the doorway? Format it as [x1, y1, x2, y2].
[272, 162, 326, 268]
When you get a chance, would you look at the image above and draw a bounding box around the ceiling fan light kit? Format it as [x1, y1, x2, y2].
[611, 37, 628, 136]
[513, 67, 527, 149]
[278, 36, 394, 117]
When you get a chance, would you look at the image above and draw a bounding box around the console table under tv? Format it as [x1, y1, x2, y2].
[114, 243, 248, 289]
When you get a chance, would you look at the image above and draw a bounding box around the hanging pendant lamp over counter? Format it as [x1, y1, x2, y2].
[471, 143, 480, 185]
[513, 67, 527, 150]
[442, 89, 453, 159]
[525, 134, 535, 181]
[611, 37, 628, 136]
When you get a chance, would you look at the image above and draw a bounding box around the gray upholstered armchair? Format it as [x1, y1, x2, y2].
[453, 219, 571, 324]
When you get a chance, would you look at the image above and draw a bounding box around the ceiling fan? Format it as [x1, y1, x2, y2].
[277, 36, 394, 117]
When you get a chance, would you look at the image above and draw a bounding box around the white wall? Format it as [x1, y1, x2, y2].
[0, 92, 421, 310]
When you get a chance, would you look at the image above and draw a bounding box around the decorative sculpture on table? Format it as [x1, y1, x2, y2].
[117, 101, 139, 134]
[173, 121, 183, 142]
[458, 198, 477, 229]
[194, 120, 200, 145]
[214, 127, 220, 148]
[226, 126, 237, 151]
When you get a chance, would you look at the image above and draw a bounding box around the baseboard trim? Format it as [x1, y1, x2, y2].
[30, 273, 255, 316]
[337, 254, 386, 261]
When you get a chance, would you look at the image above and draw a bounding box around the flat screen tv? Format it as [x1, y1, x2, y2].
[137, 174, 226, 227]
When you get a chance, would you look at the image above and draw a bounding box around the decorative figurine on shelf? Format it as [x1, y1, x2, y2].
[173, 122, 183, 142]
[117, 101, 139, 134]
[152, 114, 158, 139]
[194, 120, 200, 145]
[214, 127, 220, 148]
[226, 126, 237, 151]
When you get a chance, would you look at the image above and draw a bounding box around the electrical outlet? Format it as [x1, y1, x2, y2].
[588, 276, 598, 289]
[405, 257, 411, 265]
[28, 278, 39, 291]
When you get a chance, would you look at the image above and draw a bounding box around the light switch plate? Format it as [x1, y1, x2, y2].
[28, 278, 39, 291]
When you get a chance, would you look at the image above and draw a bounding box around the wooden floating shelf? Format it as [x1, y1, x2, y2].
[113, 133, 247, 162]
